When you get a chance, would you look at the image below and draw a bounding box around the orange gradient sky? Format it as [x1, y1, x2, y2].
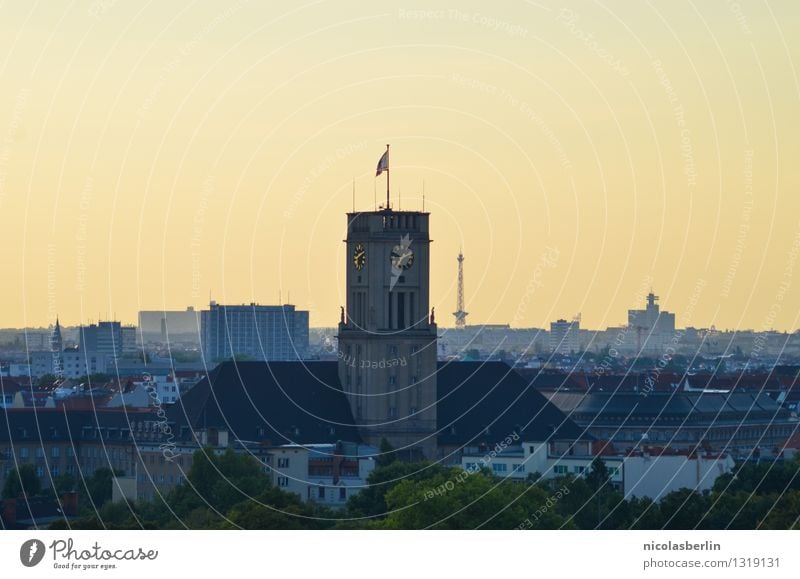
[0, 1, 798, 330]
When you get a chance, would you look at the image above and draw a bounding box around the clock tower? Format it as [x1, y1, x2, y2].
[338, 208, 438, 458]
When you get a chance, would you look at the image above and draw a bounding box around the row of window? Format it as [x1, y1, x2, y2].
[10, 446, 75, 459]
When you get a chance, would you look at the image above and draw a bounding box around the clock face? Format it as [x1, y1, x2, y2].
[390, 245, 414, 270]
[353, 243, 366, 270]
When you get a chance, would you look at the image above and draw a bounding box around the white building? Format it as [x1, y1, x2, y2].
[271, 442, 377, 507]
[461, 440, 734, 500]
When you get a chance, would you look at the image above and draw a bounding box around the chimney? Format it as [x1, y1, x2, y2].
[2, 499, 17, 528]
[61, 491, 78, 517]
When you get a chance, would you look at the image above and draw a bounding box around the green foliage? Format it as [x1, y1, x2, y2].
[376, 438, 396, 468]
[378, 467, 571, 529]
[2, 464, 41, 499]
[79, 468, 123, 510]
[46, 453, 800, 530]
[36, 373, 58, 387]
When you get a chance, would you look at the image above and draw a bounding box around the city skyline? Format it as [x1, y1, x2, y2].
[1, 2, 799, 332]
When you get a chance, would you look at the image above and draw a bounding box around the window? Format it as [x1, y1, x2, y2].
[277, 457, 290, 468]
[492, 463, 508, 473]
[52, 447, 60, 458]
[388, 376, 396, 386]
[51, 466, 60, 477]
[35, 466, 44, 477]
[339, 487, 347, 500]
[388, 406, 397, 418]
[318, 486, 325, 499]
[513, 464, 525, 473]
[277, 476, 289, 487]
[19, 448, 29, 459]
[35, 447, 44, 459]
[574, 466, 586, 474]
[553, 465, 568, 475]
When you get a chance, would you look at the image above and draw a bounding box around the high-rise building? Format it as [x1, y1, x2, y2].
[200, 303, 309, 362]
[78, 321, 134, 360]
[337, 209, 438, 455]
[550, 317, 580, 354]
[628, 292, 676, 353]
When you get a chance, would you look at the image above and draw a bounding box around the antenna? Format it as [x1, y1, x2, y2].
[422, 180, 426, 212]
[385, 144, 390, 210]
[453, 251, 468, 329]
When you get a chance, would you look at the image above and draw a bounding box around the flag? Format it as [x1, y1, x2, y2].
[375, 150, 388, 176]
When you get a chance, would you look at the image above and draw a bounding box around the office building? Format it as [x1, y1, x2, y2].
[200, 302, 309, 362]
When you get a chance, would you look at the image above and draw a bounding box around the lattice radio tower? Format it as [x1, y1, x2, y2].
[453, 251, 468, 329]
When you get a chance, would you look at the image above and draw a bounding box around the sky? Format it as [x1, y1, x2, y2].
[0, 0, 798, 331]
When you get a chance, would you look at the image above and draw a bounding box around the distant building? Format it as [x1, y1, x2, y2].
[550, 317, 580, 354]
[547, 390, 797, 460]
[138, 308, 200, 342]
[78, 321, 136, 361]
[200, 302, 309, 362]
[30, 350, 108, 379]
[628, 292, 676, 354]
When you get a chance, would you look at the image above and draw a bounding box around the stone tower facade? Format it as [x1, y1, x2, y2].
[338, 209, 438, 457]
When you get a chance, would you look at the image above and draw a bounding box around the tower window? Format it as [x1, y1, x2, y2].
[388, 376, 396, 386]
[388, 407, 397, 418]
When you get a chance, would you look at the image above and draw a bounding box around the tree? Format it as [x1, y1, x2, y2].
[585, 458, 610, 492]
[346, 461, 446, 519]
[376, 438, 396, 468]
[2, 464, 42, 499]
[81, 468, 123, 509]
[36, 374, 57, 387]
[378, 467, 570, 529]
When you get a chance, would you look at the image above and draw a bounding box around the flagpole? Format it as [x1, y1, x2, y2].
[385, 144, 390, 210]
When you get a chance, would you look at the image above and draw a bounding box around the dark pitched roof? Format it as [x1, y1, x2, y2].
[168, 361, 361, 445]
[435, 361, 588, 445]
[170, 361, 587, 447]
[547, 390, 792, 424]
[0, 408, 161, 445]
